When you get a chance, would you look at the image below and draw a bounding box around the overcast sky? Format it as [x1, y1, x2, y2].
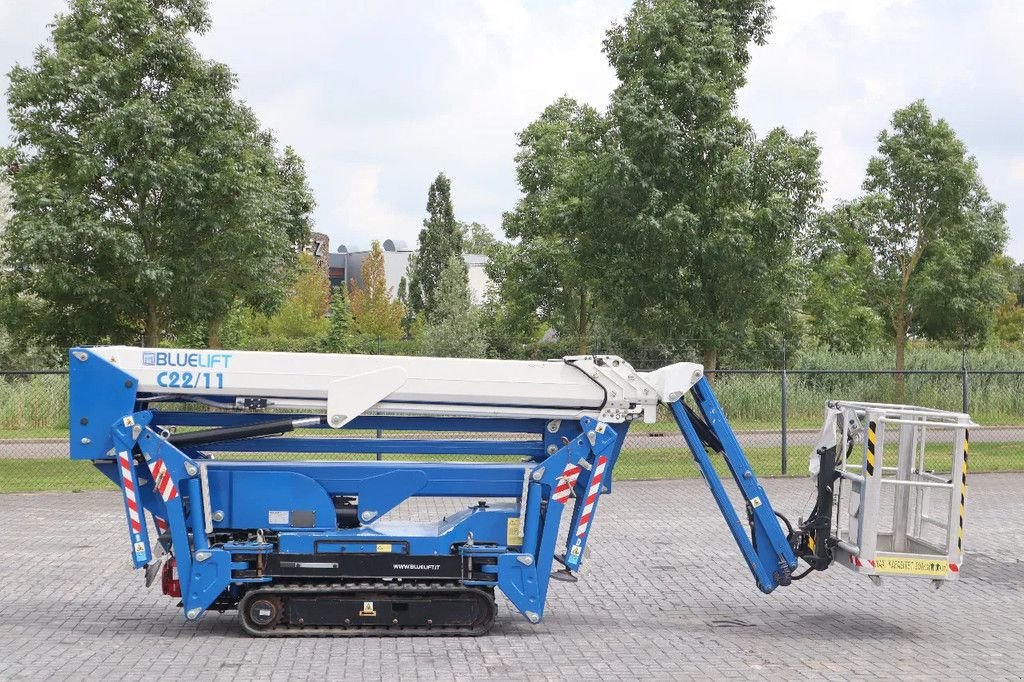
[1, 1, 1021, 257]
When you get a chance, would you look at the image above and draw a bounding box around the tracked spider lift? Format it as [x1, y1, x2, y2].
[68, 347, 973, 636]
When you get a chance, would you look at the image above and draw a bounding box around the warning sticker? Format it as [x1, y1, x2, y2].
[874, 556, 949, 577]
[506, 518, 522, 547]
[268, 510, 289, 525]
[376, 543, 392, 553]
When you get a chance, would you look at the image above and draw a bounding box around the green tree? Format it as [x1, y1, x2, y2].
[276, 146, 317, 249]
[350, 241, 404, 340]
[478, 281, 546, 359]
[483, 242, 547, 350]
[197, 140, 315, 349]
[410, 173, 464, 316]
[396, 276, 408, 305]
[322, 286, 355, 353]
[0, 177, 57, 366]
[0, 178, 10, 238]
[395, 274, 419, 339]
[1004, 257, 1024, 303]
[991, 256, 1024, 345]
[460, 221, 498, 256]
[857, 100, 1007, 391]
[498, 98, 616, 354]
[237, 253, 329, 351]
[593, 0, 821, 370]
[2, 0, 308, 349]
[421, 255, 487, 358]
[802, 204, 884, 352]
[0, 177, 10, 339]
[400, 255, 416, 333]
[993, 291, 1024, 345]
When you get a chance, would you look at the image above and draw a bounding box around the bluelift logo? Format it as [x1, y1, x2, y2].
[143, 351, 232, 368]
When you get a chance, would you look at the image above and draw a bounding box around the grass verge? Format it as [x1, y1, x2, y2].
[2, 441, 1019, 493]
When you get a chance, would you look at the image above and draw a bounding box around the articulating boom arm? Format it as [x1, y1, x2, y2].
[668, 380, 797, 592]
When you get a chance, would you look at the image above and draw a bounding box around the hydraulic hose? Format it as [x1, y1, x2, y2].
[167, 417, 325, 447]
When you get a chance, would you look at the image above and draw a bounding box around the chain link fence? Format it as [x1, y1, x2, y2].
[3, 352, 1024, 492]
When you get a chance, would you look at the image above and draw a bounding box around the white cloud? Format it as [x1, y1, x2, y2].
[1011, 158, 1024, 184]
[739, 0, 1024, 257]
[1, 0, 1021, 259]
[183, 0, 628, 250]
[329, 164, 419, 252]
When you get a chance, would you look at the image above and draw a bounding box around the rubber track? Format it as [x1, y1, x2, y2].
[237, 581, 496, 637]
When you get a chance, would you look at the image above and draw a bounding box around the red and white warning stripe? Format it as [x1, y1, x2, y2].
[849, 556, 876, 569]
[576, 455, 608, 537]
[148, 458, 179, 502]
[552, 463, 582, 504]
[154, 515, 169, 535]
[117, 450, 142, 534]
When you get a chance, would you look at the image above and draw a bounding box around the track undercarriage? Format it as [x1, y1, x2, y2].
[237, 582, 496, 636]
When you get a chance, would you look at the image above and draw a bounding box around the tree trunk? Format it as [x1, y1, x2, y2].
[144, 298, 161, 347]
[894, 311, 907, 403]
[895, 231, 925, 404]
[207, 313, 225, 349]
[576, 290, 590, 355]
[702, 347, 718, 383]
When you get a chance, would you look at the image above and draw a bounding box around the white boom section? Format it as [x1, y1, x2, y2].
[84, 346, 704, 426]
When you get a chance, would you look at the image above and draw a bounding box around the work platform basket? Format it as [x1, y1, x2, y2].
[822, 401, 973, 585]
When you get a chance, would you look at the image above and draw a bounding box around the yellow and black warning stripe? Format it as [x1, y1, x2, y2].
[866, 421, 877, 476]
[958, 430, 969, 554]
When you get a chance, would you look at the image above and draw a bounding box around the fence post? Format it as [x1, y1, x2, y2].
[376, 335, 383, 460]
[961, 344, 970, 414]
[780, 341, 788, 476]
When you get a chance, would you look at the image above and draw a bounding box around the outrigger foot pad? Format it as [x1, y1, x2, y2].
[550, 569, 578, 583]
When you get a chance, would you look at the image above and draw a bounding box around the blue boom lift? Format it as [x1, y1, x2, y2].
[69, 346, 971, 635]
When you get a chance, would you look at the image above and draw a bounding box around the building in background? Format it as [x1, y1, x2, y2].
[304, 231, 330, 273]
[329, 238, 491, 303]
[463, 254, 489, 302]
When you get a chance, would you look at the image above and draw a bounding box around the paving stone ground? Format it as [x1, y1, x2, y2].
[1, 474, 1022, 680]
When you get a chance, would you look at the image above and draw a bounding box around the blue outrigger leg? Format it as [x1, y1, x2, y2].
[669, 377, 797, 592]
